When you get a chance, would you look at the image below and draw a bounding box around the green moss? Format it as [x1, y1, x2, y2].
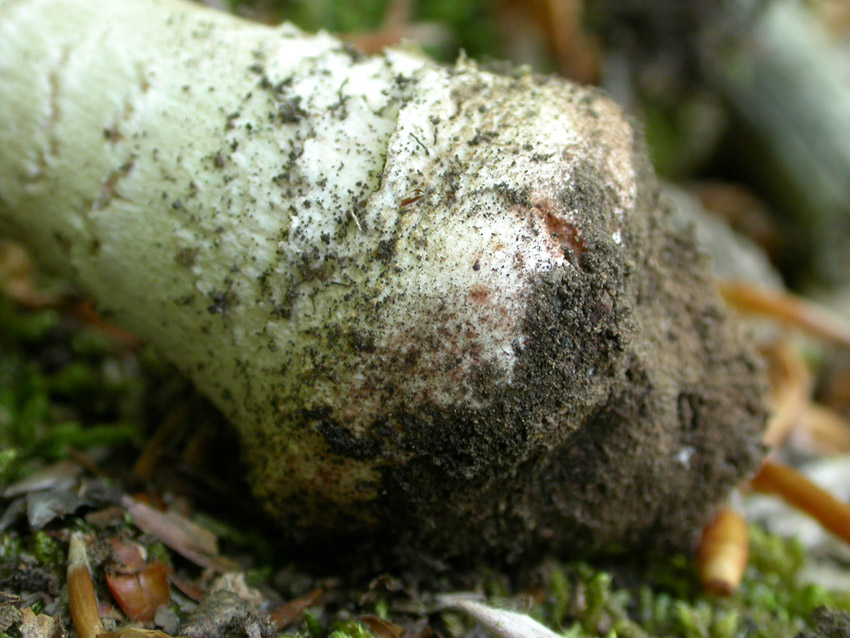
[30, 531, 63, 567]
[329, 621, 375, 638]
[414, 0, 502, 61]
[0, 533, 23, 560]
[277, 0, 389, 34]
[523, 524, 850, 638]
[0, 294, 152, 485]
[303, 609, 326, 638]
[232, 0, 503, 63]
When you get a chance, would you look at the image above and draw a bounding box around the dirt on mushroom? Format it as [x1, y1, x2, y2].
[0, 0, 767, 568]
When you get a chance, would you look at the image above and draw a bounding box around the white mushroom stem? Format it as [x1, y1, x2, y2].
[0, 0, 765, 558]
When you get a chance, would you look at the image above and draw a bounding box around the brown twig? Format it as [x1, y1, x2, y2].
[719, 281, 850, 349]
[750, 458, 850, 546]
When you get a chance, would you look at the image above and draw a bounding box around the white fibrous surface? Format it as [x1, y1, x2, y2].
[0, 0, 652, 532]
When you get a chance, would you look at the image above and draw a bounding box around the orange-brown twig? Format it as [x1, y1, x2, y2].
[696, 506, 749, 596]
[761, 340, 812, 449]
[796, 402, 850, 456]
[750, 458, 850, 546]
[719, 281, 850, 349]
[540, 0, 601, 83]
[68, 534, 105, 638]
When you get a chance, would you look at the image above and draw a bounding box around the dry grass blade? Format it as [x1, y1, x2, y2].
[720, 281, 850, 348]
[696, 506, 749, 596]
[761, 340, 812, 449]
[750, 458, 850, 546]
[121, 495, 238, 572]
[68, 533, 105, 638]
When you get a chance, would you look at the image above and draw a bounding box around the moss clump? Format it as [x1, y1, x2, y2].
[0, 293, 170, 488]
[523, 525, 850, 638]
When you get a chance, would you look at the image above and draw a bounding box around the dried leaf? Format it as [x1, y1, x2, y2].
[268, 587, 324, 630]
[0, 497, 28, 531]
[109, 538, 148, 574]
[167, 572, 205, 603]
[2, 460, 82, 498]
[437, 596, 560, 638]
[358, 616, 404, 638]
[27, 490, 84, 529]
[106, 563, 171, 623]
[121, 496, 237, 572]
[85, 507, 127, 527]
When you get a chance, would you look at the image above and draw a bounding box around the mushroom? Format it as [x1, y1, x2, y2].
[0, 0, 766, 563]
